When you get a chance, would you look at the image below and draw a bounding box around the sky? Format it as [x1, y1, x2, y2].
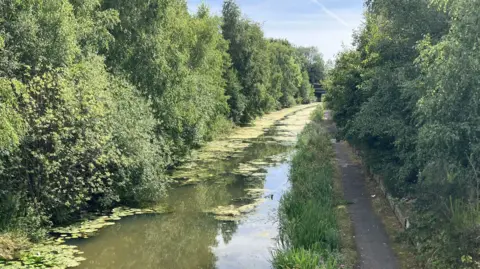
[187, 0, 365, 61]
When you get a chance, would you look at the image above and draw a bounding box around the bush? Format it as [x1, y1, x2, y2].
[0, 57, 170, 230]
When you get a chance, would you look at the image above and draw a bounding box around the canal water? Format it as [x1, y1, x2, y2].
[70, 105, 318, 269]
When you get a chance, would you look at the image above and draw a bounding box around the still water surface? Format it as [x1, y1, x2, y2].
[71, 106, 317, 269]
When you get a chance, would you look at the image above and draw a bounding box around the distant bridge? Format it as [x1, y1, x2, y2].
[313, 83, 326, 101]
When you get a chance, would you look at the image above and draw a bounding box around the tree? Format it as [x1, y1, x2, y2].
[296, 46, 325, 85]
[222, 0, 271, 122]
[413, 2, 480, 264]
[327, 0, 448, 194]
[324, 0, 480, 267]
[268, 39, 302, 108]
[224, 67, 246, 124]
[103, 0, 231, 160]
[0, 0, 168, 233]
[323, 50, 363, 129]
[0, 78, 24, 150]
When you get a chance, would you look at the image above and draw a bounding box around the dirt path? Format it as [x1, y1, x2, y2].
[334, 142, 399, 269]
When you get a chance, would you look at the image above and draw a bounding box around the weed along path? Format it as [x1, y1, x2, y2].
[66, 104, 319, 269]
[326, 113, 399, 268]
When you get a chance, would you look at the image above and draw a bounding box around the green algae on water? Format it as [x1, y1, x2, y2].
[0, 238, 85, 269]
[52, 206, 171, 239]
[0, 206, 173, 268]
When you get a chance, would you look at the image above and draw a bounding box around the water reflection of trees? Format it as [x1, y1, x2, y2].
[77, 184, 228, 268]
[219, 220, 238, 244]
[77, 136, 292, 269]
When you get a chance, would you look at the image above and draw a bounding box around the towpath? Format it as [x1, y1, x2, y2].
[325, 110, 399, 269]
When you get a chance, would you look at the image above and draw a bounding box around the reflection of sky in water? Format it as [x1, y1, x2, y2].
[71, 106, 316, 269]
[72, 159, 292, 269]
[213, 163, 290, 269]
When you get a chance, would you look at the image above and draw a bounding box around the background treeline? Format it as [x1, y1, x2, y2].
[325, 0, 480, 267]
[0, 0, 324, 240]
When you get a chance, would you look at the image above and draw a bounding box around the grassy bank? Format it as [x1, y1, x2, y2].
[273, 108, 356, 269]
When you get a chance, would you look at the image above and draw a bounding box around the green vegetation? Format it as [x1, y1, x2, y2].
[0, 0, 324, 261]
[324, 0, 480, 267]
[273, 109, 354, 269]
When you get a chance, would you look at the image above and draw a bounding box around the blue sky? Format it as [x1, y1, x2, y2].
[187, 0, 364, 61]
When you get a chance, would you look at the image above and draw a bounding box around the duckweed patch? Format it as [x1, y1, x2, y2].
[204, 198, 266, 222]
[170, 105, 317, 187]
[204, 182, 269, 222]
[0, 238, 84, 268]
[0, 206, 172, 268]
[52, 206, 170, 239]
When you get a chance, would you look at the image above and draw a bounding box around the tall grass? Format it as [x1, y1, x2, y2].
[273, 110, 350, 269]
